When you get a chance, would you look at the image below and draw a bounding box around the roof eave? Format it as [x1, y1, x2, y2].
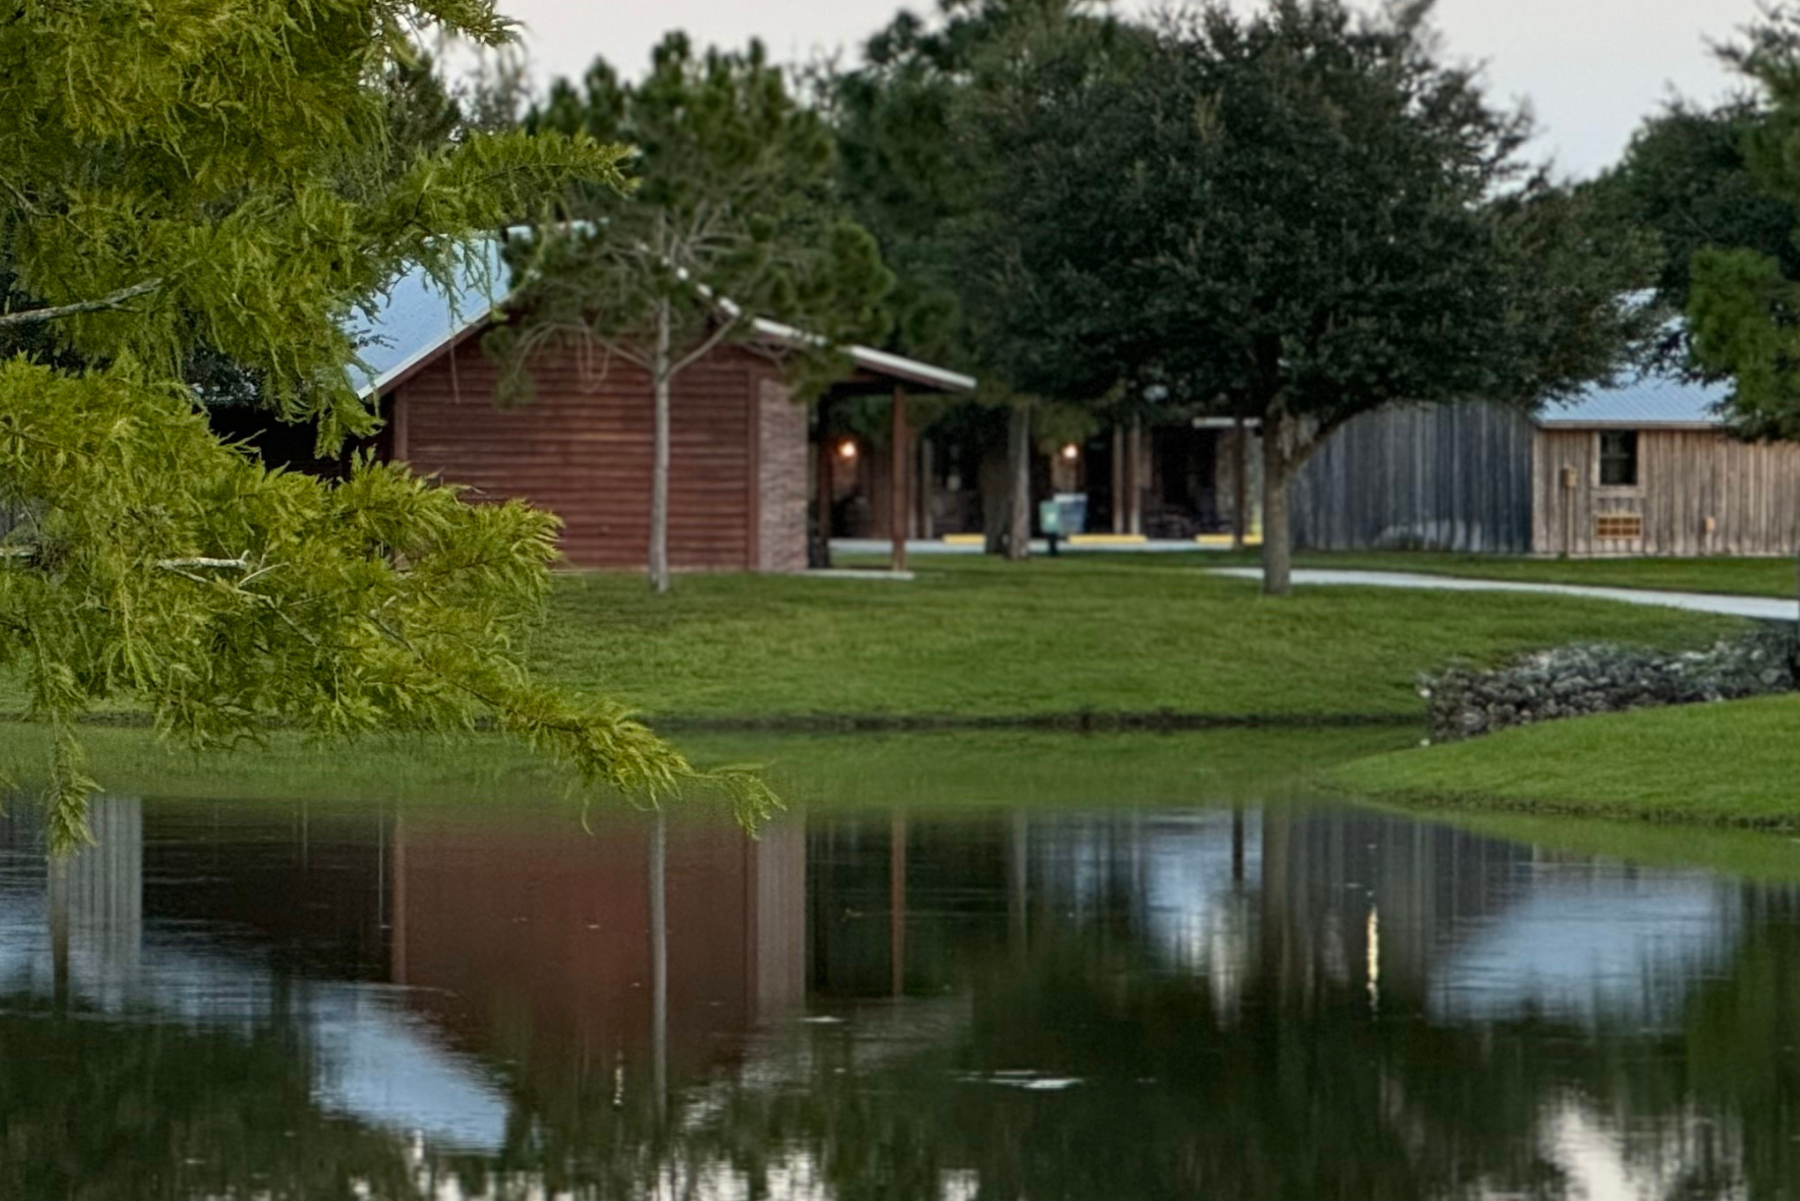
[355, 310, 496, 400]
[1535, 419, 1724, 432]
[749, 318, 976, 395]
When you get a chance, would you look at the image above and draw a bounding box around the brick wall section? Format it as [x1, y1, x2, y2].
[393, 337, 796, 572]
[757, 376, 809, 573]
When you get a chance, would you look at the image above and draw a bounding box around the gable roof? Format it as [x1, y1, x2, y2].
[1535, 368, 1731, 430]
[345, 240, 976, 399]
[346, 243, 511, 399]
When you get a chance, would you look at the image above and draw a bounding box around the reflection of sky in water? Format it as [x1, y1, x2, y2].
[1428, 864, 1740, 1028]
[0, 809, 509, 1154]
[1033, 811, 1257, 1004]
[0, 791, 1788, 1199]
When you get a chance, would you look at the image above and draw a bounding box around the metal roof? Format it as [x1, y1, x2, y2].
[1535, 369, 1731, 429]
[347, 243, 510, 399]
[346, 240, 975, 398]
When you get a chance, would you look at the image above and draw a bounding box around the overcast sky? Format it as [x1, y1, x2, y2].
[492, 0, 1762, 179]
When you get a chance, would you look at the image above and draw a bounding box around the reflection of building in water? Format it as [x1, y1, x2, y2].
[48, 796, 143, 1008]
[0, 797, 512, 1151]
[389, 810, 809, 1110]
[1259, 808, 1743, 1025]
[0, 790, 1787, 1200]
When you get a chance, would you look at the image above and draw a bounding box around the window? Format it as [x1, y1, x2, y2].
[1599, 430, 1639, 488]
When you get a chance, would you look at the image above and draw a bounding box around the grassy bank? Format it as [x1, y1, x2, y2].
[528, 557, 1742, 721]
[1333, 694, 1800, 828]
[0, 723, 1412, 814]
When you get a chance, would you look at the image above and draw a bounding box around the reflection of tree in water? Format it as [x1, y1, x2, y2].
[1680, 888, 1800, 1198]
[0, 996, 418, 1200]
[13, 795, 1800, 1199]
[481, 809, 1777, 1200]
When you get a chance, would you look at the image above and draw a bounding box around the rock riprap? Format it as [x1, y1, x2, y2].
[1422, 627, 1799, 741]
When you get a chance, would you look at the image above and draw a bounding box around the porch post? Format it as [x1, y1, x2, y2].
[917, 437, 934, 541]
[1232, 414, 1249, 551]
[891, 385, 909, 573]
[1111, 423, 1126, 534]
[815, 398, 834, 569]
[1126, 415, 1143, 535]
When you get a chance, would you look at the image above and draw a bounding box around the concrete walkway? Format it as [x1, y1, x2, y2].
[831, 537, 1221, 557]
[1207, 567, 1800, 623]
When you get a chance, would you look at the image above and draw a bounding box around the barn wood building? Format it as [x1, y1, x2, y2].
[1289, 370, 1800, 558]
[350, 254, 973, 573]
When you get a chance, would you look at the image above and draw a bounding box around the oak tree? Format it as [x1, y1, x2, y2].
[962, 0, 1650, 593]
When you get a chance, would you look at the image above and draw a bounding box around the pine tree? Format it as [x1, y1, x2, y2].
[488, 34, 892, 594]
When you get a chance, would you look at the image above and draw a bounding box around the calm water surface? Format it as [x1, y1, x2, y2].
[0, 745, 1793, 1199]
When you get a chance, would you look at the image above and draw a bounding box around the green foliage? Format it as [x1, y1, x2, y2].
[1687, 9, 1800, 437]
[0, 1, 774, 847]
[1, 0, 629, 445]
[1592, 97, 1799, 368]
[947, 0, 1654, 588]
[829, 1, 1110, 484]
[489, 34, 892, 406]
[830, 1, 1103, 371]
[962, 0, 1650, 418]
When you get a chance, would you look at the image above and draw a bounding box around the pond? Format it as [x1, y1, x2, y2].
[0, 730, 1796, 1199]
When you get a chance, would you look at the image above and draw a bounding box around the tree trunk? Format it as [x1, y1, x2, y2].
[1260, 410, 1293, 597]
[649, 299, 673, 595]
[1007, 404, 1031, 561]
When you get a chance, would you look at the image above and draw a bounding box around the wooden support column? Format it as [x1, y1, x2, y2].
[1111, 424, 1126, 534]
[1127, 414, 1144, 535]
[815, 399, 834, 569]
[1232, 415, 1249, 551]
[891, 385, 909, 573]
[917, 437, 934, 541]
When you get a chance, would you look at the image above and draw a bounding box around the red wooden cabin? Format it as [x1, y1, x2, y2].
[354, 256, 973, 573]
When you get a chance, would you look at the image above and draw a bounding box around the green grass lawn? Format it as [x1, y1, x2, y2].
[525, 557, 1743, 721]
[1332, 693, 1800, 828]
[0, 555, 1754, 725]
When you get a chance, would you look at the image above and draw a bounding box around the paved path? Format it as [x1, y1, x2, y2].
[1207, 568, 1800, 623]
[832, 537, 1220, 557]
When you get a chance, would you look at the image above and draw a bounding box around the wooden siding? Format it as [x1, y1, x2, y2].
[1291, 403, 1535, 553]
[393, 337, 807, 572]
[1532, 428, 1800, 556]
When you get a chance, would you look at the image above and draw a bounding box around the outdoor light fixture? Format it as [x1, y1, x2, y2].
[838, 439, 858, 461]
[1061, 444, 1080, 462]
